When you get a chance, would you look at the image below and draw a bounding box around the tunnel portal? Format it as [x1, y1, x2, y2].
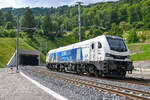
[18, 50, 40, 66]
[7, 50, 41, 67]
[19, 55, 39, 66]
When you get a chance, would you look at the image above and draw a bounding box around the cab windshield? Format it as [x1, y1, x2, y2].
[106, 36, 127, 52]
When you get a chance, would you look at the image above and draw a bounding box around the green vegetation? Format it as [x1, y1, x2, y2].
[128, 43, 150, 61]
[108, 23, 123, 37]
[0, 38, 34, 68]
[21, 9, 36, 38]
[127, 29, 139, 43]
[1, 0, 150, 39]
[0, 0, 150, 63]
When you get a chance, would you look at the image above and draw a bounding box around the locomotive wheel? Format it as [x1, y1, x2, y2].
[88, 65, 95, 76]
[49, 64, 53, 70]
[94, 70, 99, 77]
[59, 64, 64, 72]
[120, 70, 126, 79]
[85, 65, 90, 76]
[98, 71, 105, 77]
[56, 64, 60, 72]
[46, 64, 49, 69]
[52, 64, 55, 71]
[76, 64, 82, 75]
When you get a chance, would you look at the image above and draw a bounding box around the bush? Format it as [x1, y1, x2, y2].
[108, 23, 123, 37]
[0, 26, 5, 37]
[119, 21, 132, 31]
[139, 32, 146, 42]
[5, 22, 13, 29]
[7, 29, 16, 37]
[0, 27, 17, 38]
[88, 27, 102, 38]
[127, 29, 139, 43]
[132, 22, 144, 29]
[72, 26, 86, 41]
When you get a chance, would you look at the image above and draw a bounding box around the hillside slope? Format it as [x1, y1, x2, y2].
[0, 38, 35, 68]
[128, 43, 150, 61]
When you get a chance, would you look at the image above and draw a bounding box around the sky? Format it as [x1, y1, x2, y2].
[0, 0, 118, 8]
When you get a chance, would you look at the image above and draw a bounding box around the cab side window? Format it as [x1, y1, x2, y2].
[92, 43, 94, 49]
[98, 42, 102, 48]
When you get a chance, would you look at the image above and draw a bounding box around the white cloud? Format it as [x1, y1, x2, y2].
[0, 0, 118, 8]
[0, 0, 24, 8]
[0, 0, 13, 8]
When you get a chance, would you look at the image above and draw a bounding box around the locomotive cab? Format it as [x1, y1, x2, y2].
[95, 35, 133, 77]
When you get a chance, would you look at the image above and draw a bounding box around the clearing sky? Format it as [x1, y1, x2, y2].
[0, 0, 118, 8]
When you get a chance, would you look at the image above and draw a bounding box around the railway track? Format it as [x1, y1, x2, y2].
[57, 70, 150, 87]
[40, 66, 150, 87]
[23, 67, 150, 100]
[102, 77, 150, 87]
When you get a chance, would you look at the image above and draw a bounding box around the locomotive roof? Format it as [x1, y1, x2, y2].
[48, 35, 124, 53]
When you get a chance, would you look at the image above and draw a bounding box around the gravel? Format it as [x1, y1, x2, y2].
[126, 61, 150, 79]
[20, 66, 130, 100]
[52, 70, 150, 94]
[133, 61, 150, 69]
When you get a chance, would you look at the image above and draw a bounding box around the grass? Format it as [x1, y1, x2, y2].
[128, 43, 150, 61]
[124, 30, 150, 61]
[0, 38, 35, 68]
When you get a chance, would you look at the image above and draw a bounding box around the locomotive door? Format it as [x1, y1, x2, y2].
[90, 42, 96, 61]
[77, 48, 81, 61]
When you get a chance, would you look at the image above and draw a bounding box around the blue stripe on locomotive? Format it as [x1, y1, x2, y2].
[57, 49, 73, 61]
[80, 48, 83, 61]
[51, 53, 56, 59]
[51, 48, 83, 62]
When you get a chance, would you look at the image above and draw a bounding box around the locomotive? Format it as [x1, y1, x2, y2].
[46, 35, 134, 78]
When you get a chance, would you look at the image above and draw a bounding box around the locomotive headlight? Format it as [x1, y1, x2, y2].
[105, 53, 112, 57]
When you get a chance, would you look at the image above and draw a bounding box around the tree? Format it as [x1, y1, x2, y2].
[88, 27, 102, 38]
[22, 8, 36, 38]
[0, 10, 4, 26]
[127, 4, 142, 24]
[127, 29, 139, 43]
[4, 11, 14, 23]
[108, 23, 123, 37]
[42, 14, 52, 35]
[72, 26, 86, 41]
[118, 4, 128, 22]
[101, 9, 112, 29]
[41, 13, 54, 40]
[52, 21, 59, 36]
[93, 14, 100, 26]
[82, 8, 90, 28]
[142, 0, 150, 29]
[5, 22, 13, 29]
[110, 7, 119, 24]
[119, 21, 131, 31]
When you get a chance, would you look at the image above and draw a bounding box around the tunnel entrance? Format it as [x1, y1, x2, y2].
[7, 50, 41, 67]
[19, 55, 39, 66]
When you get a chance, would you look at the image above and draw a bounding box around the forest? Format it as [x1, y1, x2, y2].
[0, 0, 150, 54]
